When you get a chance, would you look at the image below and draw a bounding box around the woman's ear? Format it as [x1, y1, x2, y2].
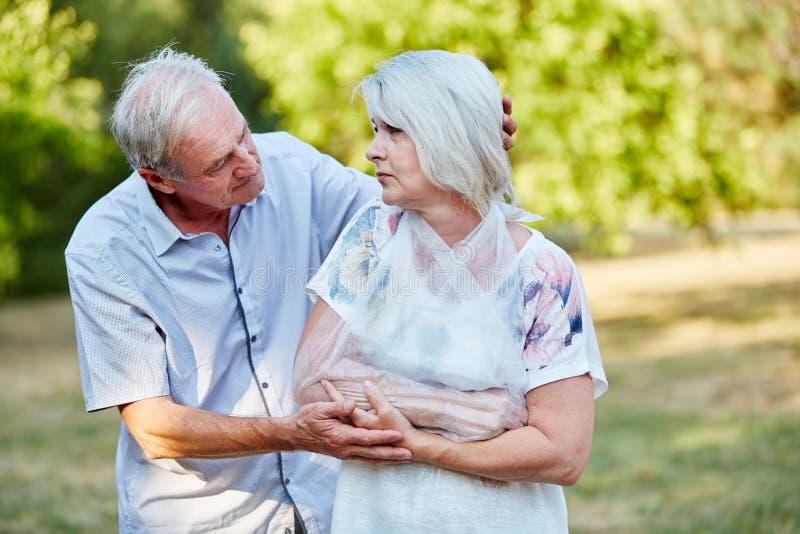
[137, 168, 177, 194]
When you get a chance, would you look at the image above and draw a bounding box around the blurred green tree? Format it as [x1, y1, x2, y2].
[52, 0, 278, 134]
[238, 0, 799, 252]
[0, 0, 277, 296]
[0, 0, 113, 295]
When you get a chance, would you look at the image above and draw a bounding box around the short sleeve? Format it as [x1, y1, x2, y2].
[306, 200, 382, 321]
[520, 245, 608, 399]
[66, 252, 170, 411]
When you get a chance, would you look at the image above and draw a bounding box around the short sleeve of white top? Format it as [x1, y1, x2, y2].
[518, 230, 608, 398]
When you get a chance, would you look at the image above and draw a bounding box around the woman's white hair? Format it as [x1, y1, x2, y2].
[110, 46, 225, 179]
[357, 50, 518, 215]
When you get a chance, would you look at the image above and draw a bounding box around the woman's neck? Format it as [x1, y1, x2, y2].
[416, 199, 483, 248]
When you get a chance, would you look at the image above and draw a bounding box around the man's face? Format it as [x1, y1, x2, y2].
[168, 86, 265, 210]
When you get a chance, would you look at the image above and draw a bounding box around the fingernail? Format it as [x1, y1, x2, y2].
[363, 381, 374, 389]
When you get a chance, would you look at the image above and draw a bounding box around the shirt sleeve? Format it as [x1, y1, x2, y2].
[306, 200, 382, 322]
[66, 252, 170, 411]
[304, 141, 382, 259]
[521, 245, 608, 399]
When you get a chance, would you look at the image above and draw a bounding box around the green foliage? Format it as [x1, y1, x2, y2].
[0, 0, 112, 295]
[238, 0, 799, 253]
[53, 0, 278, 134]
[1, 0, 797, 294]
[0, 0, 277, 296]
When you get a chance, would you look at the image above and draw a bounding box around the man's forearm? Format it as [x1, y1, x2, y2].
[119, 396, 294, 459]
[119, 394, 411, 462]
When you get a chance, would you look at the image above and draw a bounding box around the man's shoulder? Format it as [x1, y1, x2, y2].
[65, 174, 142, 259]
[252, 131, 316, 161]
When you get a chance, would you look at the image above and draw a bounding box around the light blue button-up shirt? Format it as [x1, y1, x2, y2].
[65, 132, 380, 533]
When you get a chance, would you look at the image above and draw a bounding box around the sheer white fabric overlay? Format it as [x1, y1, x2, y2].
[296, 201, 538, 441]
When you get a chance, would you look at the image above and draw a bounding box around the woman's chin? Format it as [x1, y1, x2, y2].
[380, 191, 400, 207]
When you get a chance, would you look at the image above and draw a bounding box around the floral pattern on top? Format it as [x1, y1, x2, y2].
[520, 247, 584, 372]
[325, 203, 379, 305]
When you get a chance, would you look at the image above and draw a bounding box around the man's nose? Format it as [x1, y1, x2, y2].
[233, 145, 259, 177]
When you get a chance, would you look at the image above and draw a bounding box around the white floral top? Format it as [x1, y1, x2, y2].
[308, 198, 608, 534]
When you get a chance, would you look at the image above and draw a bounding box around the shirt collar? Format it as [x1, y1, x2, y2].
[135, 176, 183, 256]
[135, 176, 267, 256]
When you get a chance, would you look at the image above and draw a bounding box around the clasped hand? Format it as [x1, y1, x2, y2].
[321, 379, 421, 455]
[292, 383, 412, 462]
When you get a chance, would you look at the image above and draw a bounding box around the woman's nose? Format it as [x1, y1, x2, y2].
[365, 137, 385, 162]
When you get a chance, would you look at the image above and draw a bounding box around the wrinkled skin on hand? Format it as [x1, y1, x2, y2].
[290, 398, 411, 461]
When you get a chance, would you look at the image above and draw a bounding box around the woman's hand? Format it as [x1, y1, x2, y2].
[322, 379, 421, 452]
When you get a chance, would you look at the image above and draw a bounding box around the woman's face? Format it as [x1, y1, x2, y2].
[365, 117, 444, 210]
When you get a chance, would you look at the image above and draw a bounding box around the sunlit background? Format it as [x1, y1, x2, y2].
[1, 0, 798, 531]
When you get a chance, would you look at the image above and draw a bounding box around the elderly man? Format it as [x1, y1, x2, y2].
[66, 47, 516, 533]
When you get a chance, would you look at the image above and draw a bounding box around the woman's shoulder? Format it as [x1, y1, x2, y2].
[505, 221, 533, 252]
[336, 198, 404, 251]
[516, 229, 578, 287]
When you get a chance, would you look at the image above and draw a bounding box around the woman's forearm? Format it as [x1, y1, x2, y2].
[293, 300, 528, 441]
[297, 355, 527, 441]
[409, 425, 582, 485]
[405, 374, 596, 486]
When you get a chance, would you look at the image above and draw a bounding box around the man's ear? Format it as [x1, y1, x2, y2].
[138, 168, 177, 194]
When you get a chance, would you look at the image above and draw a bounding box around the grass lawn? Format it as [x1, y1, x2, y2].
[567, 232, 800, 533]
[1, 229, 798, 532]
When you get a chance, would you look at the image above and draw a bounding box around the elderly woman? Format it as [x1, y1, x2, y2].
[293, 50, 607, 532]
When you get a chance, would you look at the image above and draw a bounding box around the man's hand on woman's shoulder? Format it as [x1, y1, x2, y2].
[502, 95, 518, 150]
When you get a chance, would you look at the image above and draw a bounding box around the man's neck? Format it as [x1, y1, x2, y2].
[150, 188, 231, 245]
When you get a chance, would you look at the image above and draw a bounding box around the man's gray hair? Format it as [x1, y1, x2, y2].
[357, 50, 517, 215]
[110, 47, 225, 179]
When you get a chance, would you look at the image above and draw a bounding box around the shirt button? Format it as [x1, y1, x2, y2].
[214, 244, 222, 252]
[285, 478, 290, 485]
[237, 287, 243, 294]
[250, 335, 257, 342]
[261, 382, 269, 389]
[284, 529, 292, 534]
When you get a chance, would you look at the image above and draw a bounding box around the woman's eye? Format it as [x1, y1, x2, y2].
[387, 125, 403, 134]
